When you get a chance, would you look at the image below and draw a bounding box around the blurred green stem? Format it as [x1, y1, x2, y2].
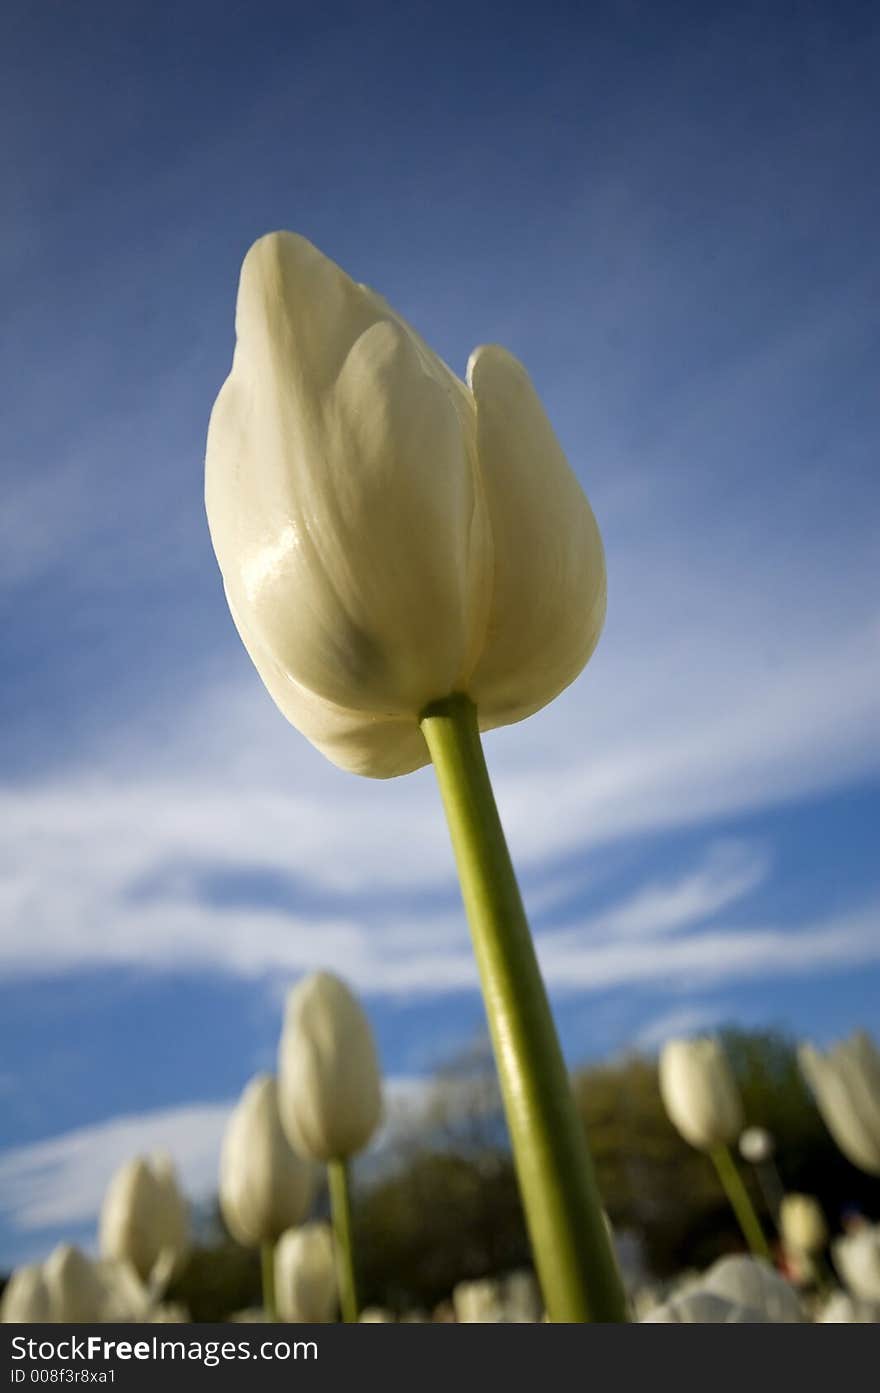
[260, 1240, 276, 1321]
[710, 1145, 771, 1259]
[420, 693, 627, 1323]
[328, 1159, 359, 1323]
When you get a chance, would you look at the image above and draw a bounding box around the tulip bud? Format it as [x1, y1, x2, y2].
[780, 1193, 828, 1257]
[98, 1154, 189, 1285]
[658, 1037, 744, 1150]
[833, 1226, 880, 1303]
[277, 972, 382, 1161]
[42, 1246, 117, 1324]
[0, 1264, 51, 1323]
[738, 1126, 774, 1164]
[274, 1223, 337, 1322]
[219, 1074, 315, 1245]
[799, 1031, 880, 1176]
[205, 232, 606, 779]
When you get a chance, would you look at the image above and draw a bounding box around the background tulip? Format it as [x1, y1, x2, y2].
[833, 1225, 880, 1303]
[277, 972, 382, 1163]
[659, 1037, 743, 1150]
[277, 971, 381, 1322]
[205, 231, 605, 781]
[220, 1074, 315, 1319]
[274, 1223, 337, 1323]
[98, 1154, 189, 1289]
[780, 1193, 828, 1258]
[799, 1031, 880, 1176]
[700, 1254, 806, 1323]
[220, 1074, 315, 1244]
[739, 1125, 774, 1164]
[0, 1264, 51, 1323]
[641, 1289, 765, 1322]
[659, 1038, 769, 1258]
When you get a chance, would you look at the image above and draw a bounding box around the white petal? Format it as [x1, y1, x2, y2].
[465, 345, 606, 727]
[207, 232, 488, 729]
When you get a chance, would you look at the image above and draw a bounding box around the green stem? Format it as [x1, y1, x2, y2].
[420, 694, 627, 1323]
[261, 1240, 276, 1321]
[328, 1159, 359, 1323]
[710, 1145, 771, 1260]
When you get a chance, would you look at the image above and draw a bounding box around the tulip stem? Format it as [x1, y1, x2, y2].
[420, 693, 627, 1323]
[710, 1145, 771, 1260]
[261, 1241, 277, 1321]
[327, 1159, 359, 1323]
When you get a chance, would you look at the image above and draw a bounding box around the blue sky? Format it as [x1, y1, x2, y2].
[1, 0, 878, 1268]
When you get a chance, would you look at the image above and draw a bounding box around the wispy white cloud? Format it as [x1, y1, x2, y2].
[0, 1078, 428, 1245]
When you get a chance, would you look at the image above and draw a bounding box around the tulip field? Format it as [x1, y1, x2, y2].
[2, 999, 879, 1323]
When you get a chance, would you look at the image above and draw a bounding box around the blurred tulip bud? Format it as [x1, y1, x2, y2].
[641, 1290, 764, 1322]
[738, 1125, 774, 1164]
[799, 1031, 880, 1176]
[452, 1277, 506, 1323]
[0, 1264, 51, 1323]
[205, 232, 606, 779]
[275, 1223, 337, 1322]
[219, 1075, 315, 1246]
[658, 1037, 743, 1150]
[817, 1290, 880, 1323]
[780, 1193, 828, 1257]
[833, 1225, 880, 1303]
[359, 1307, 395, 1322]
[701, 1255, 806, 1323]
[99, 1155, 189, 1286]
[278, 972, 382, 1161]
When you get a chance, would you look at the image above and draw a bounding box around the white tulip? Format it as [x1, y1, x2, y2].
[641, 1290, 765, 1322]
[780, 1193, 828, 1256]
[658, 1037, 743, 1150]
[817, 1290, 880, 1323]
[99, 1154, 189, 1286]
[701, 1255, 806, 1322]
[220, 1074, 315, 1245]
[452, 1277, 506, 1323]
[275, 1223, 337, 1322]
[205, 231, 606, 779]
[2, 1250, 151, 1324]
[833, 1226, 880, 1303]
[738, 1126, 774, 1164]
[799, 1032, 880, 1176]
[0, 1264, 51, 1323]
[278, 972, 382, 1161]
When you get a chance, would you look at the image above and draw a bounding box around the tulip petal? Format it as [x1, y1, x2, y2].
[225, 586, 432, 777]
[466, 345, 606, 727]
[207, 232, 488, 730]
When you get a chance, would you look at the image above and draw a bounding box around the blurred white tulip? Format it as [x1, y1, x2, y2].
[817, 1290, 880, 1322]
[700, 1254, 806, 1323]
[738, 1126, 774, 1164]
[275, 1223, 338, 1323]
[799, 1032, 880, 1176]
[659, 1038, 743, 1150]
[833, 1225, 880, 1302]
[99, 1154, 188, 1289]
[0, 1264, 51, 1323]
[278, 972, 382, 1161]
[780, 1193, 828, 1257]
[641, 1290, 765, 1322]
[359, 1307, 395, 1322]
[205, 231, 606, 780]
[220, 1074, 315, 1246]
[452, 1277, 505, 1323]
